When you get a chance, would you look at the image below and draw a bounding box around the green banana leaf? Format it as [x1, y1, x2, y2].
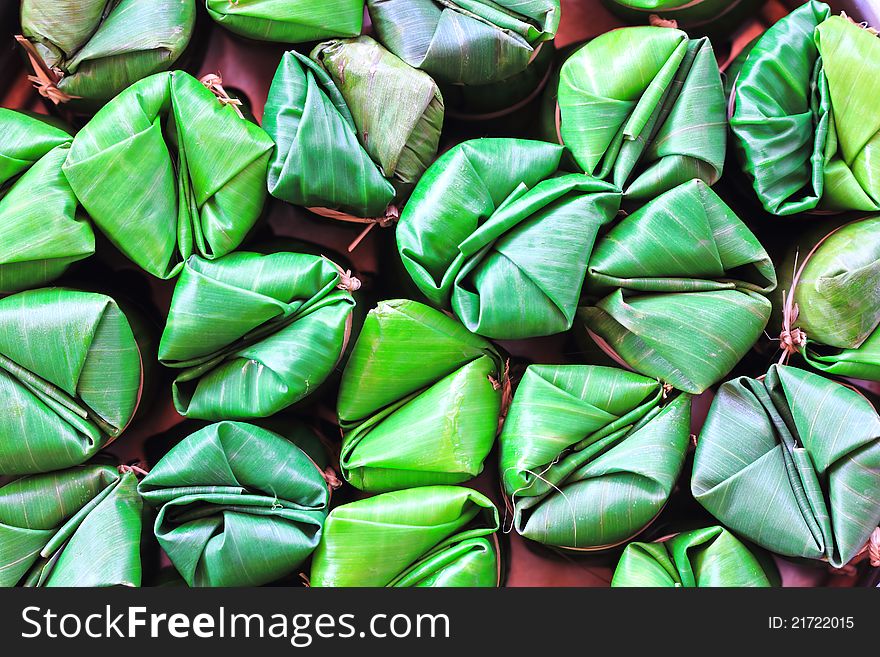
[159, 252, 357, 420]
[730, 3, 880, 215]
[0, 109, 93, 293]
[553, 25, 726, 200]
[692, 364, 880, 568]
[397, 138, 622, 340]
[578, 179, 776, 394]
[264, 40, 443, 219]
[338, 299, 502, 491]
[19, 0, 195, 106]
[139, 421, 331, 587]
[206, 0, 363, 42]
[62, 70, 274, 280]
[311, 485, 500, 587]
[366, 0, 560, 85]
[0, 464, 144, 587]
[0, 288, 143, 475]
[783, 216, 880, 380]
[611, 525, 777, 587]
[500, 364, 690, 549]
[601, 0, 760, 35]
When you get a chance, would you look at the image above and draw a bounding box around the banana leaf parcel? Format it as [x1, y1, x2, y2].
[311, 485, 500, 587]
[0, 288, 143, 475]
[601, 0, 759, 35]
[778, 216, 880, 380]
[577, 179, 777, 394]
[692, 364, 880, 568]
[729, 2, 880, 215]
[0, 464, 144, 587]
[18, 0, 195, 107]
[338, 299, 503, 491]
[62, 70, 274, 279]
[264, 39, 443, 224]
[366, 0, 560, 86]
[206, 0, 363, 43]
[611, 525, 777, 587]
[139, 421, 332, 587]
[0, 109, 93, 293]
[397, 138, 622, 340]
[500, 364, 691, 550]
[551, 25, 726, 200]
[159, 252, 357, 420]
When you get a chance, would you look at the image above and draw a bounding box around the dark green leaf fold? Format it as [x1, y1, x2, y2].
[159, 252, 357, 420]
[206, 0, 363, 43]
[692, 364, 880, 568]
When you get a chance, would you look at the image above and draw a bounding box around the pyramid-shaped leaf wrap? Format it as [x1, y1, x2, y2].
[206, 0, 363, 43]
[730, 2, 880, 214]
[0, 288, 142, 475]
[20, 0, 195, 105]
[338, 299, 503, 491]
[0, 465, 143, 587]
[367, 0, 560, 85]
[139, 422, 331, 587]
[159, 252, 357, 420]
[500, 364, 690, 549]
[692, 364, 880, 568]
[311, 485, 499, 587]
[611, 526, 777, 587]
[62, 70, 274, 279]
[0, 109, 93, 293]
[398, 138, 622, 339]
[578, 179, 776, 394]
[556, 25, 726, 200]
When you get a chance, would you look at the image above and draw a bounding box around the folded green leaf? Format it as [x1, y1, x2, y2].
[611, 525, 777, 587]
[311, 485, 500, 587]
[63, 70, 274, 279]
[554, 25, 726, 200]
[692, 364, 880, 567]
[159, 252, 356, 420]
[398, 138, 622, 339]
[781, 216, 880, 380]
[20, 0, 195, 105]
[500, 364, 690, 549]
[578, 179, 776, 394]
[265, 39, 444, 218]
[0, 288, 142, 475]
[367, 0, 560, 85]
[338, 299, 502, 491]
[730, 3, 880, 214]
[206, 0, 363, 42]
[139, 421, 331, 587]
[0, 465, 143, 587]
[0, 109, 93, 293]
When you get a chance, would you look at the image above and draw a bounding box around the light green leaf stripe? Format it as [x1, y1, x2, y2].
[692, 364, 880, 568]
[311, 485, 500, 587]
